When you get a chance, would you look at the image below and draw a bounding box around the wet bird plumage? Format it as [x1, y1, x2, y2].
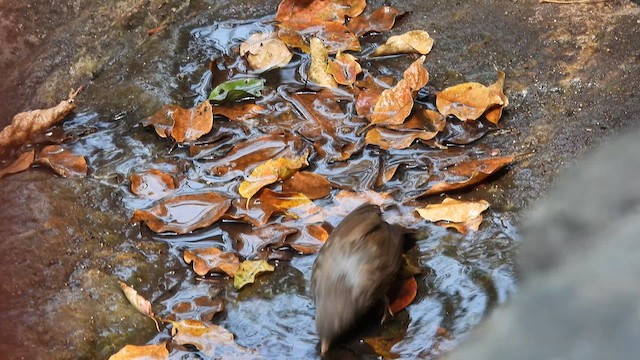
[310, 204, 403, 355]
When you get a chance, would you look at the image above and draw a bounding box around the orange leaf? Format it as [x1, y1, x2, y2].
[388, 277, 418, 314]
[416, 198, 489, 223]
[170, 319, 257, 357]
[143, 101, 213, 143]
[484, 71, 509, 124]
[365, 127, 437, 150]
[109, 342, 169, 360]
[347, 6, 404, 37]
[372, 30, 434, 56]
[258, 188, 324, 220]
[277, 20, 360, 54]
[118, 281, 160, 331]
[131, 192, 231, 234]
[36, 145, 87, 177]
[436, 72, 506, 121]
[328, 52, 362, 86]
[183, 248, 240, 277]
[421, 156, 515, 196]
[287, 224, 330, 254]
[436, 215, 484, 235]
[212, 103, 265, 122]
[130, 169, 177, 199]
[282, 171, 332, 199]
[0, 150, 34, 179]
[238, 150, 309, 199]
[275, 0, 366, 23]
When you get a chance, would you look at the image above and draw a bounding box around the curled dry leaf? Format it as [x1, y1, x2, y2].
[309, 38, 338, 88]
[277, 20, 360, 54]
[235, 223, 298, 258]
[328, 52, 362, 86]
[275, 0, 366, 23]
[484, 71, 509, 124]
[388, 276, 418, 314]
[0, 88, 80, 150]
[143, 101, 213, 143]
[371, 56, 429, 125]
[347, 6, 405, 37]
[118, 281, 160, 331]
[421, 156, 515, 197]
[36, 145, 88, 177]
[416, 198, 489, 223]
[240, 32, 293, 72]
[233, 259, 275, 289]
[108, 342, 169, 360]
[371, 30, 434, 57]
[131, 192, 231, 234]
[170, 319, 258, 358]
[0, 150, 34, 179]
[282, 171, 332, 199]
[212, 103, 266, 122]
[436, 72, 507, 121]
[365, 127, 437, 150]
[130, 169, 177, 199]
[183, 248, 240, 277]
[238, 149, 309, 199]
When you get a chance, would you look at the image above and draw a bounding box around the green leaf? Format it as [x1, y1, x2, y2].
[208, 78, 266, 102]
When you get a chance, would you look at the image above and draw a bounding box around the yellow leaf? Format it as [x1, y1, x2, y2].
[309, 37, 338, 88]
[118, 281, 160, 331]
[233, 260, 275, 290]
[238, 150, 309, 199]
[240, 32, 293, 72]
[109, 342, 169, 360]
[416, 198, 489, 223]
[371, 30, 434, 56]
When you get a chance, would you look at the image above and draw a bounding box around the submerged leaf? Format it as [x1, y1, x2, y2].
[143, 101, 213, 143]
[328, 52, 362, 86]
[309, 38, 338, 88]
[118, 281, 160, 331]
[258, 188, 324, 221]
[437, 215, 484, 235]
[347, 6, 405, 37]
[130, 169, 177, 199]
[131, 192, 231, 234]
[277, 20, 360, 54]
[240, 32, 293, 72]
[365, 127, 437, 150]
[170, 319, 258, 358]
[109, 342, 169, 360]
[282, 171, 332, 199]
[233, 260, 275, 289]
[421, 156, 515, 196]
[371, 30, 434, 57]
[212, 103, 266, 122]
[416, 198, 489, 223]
[183, 248, 240, 277]
[238, 150, 309, 199]
[388, 277, 418, 314]
[0, 150, 34, 179]
[209, 78, 265, 102]
[235, 223, 299, 258]
[36, 145, 88, 177]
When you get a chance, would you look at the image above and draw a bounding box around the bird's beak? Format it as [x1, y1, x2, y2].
[321, 339, 330, 356]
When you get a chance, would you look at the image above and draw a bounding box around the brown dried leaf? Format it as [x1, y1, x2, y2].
[371, 30, 434, 56]
[0, 88, 80, 150]
[118, 281, 160, 331]
[0, 150, 34, 179]
[143, 101, 213, 143]
[277, 20, 360, 54]
[309, 38, 338, 88]
[275, 0, 366, 23]
[422, 156, 515, 196]
[131, 192, 231, 234]
[416, 198, 489, 223]
[436, 74, 506, 121]
[238, 150, 309, 199]
[109, 342, 169, 360]
[328, 52, 362, 86]
[484, 71, 509, 124]
[223, 199, 271, 227]
[365, 127, 437, 150]
[240, 32, 293, 72]
[212, 103, 266, 122]
[287, 224, 330, 254]
[170, 319, 258, 358]
[258, 188, 324, 221]
[347, 6, 404, 37]
[183, 248, 241, 277]
[371, 56, 429, 125]
[233, 260, 275, 289]
[36, 145, 87, 177]
[388, 276, 418, 314]
[130, 169, 177, 199]
[236, 223, 299, 258]
[282, 171, 332, 199]
[436, 215, 484, 235]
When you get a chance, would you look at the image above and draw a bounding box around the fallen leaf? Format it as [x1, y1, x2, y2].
[309, 37, 338, 88]
[233, 259, 275, 289]
[131, 192, 232, 234]
[240, 32, 293, 72]
[421, 156, 515, 196]
[416, 198, 489, 223]
[258, 188, 324, 221]
[212, 103, 266, 122]
[347, 6, 405, 37]
[130, 169, 177, 199]
[364, 336, 403, 359]
[371, 30, 434, 56]
[371, 56, 429, 125]
[484, 71, 509, 124]
[183, 248, 240, 277]
[209, 78, 265, 103]
[36, 145, 88, 177]
[437, 215, 484, 235]
[394, 108, 447, 133]
[170, 319, 258, 358]
[109, 342, 169, 360]
[328, 190, 393, 221]
[236, 223, 299, 258]
[388, 277, 418, 314]
[277, 20, 360, 54]
[436, 73, 506, 121]
[118, 281, 160, 331]
[143, 101, 213, 143]
[287, 224, 330, 254]
[0, 150, 34, 179]
[238, 150, 309, 200]
[275, 0, 366, 23]
[282, 171, 332, 199]
[365, 127, 437, 150]
[0, 88, 80, 150]
[328, 52, 362, 86]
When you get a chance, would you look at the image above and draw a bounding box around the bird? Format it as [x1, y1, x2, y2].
[310, 203, 403, 355]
